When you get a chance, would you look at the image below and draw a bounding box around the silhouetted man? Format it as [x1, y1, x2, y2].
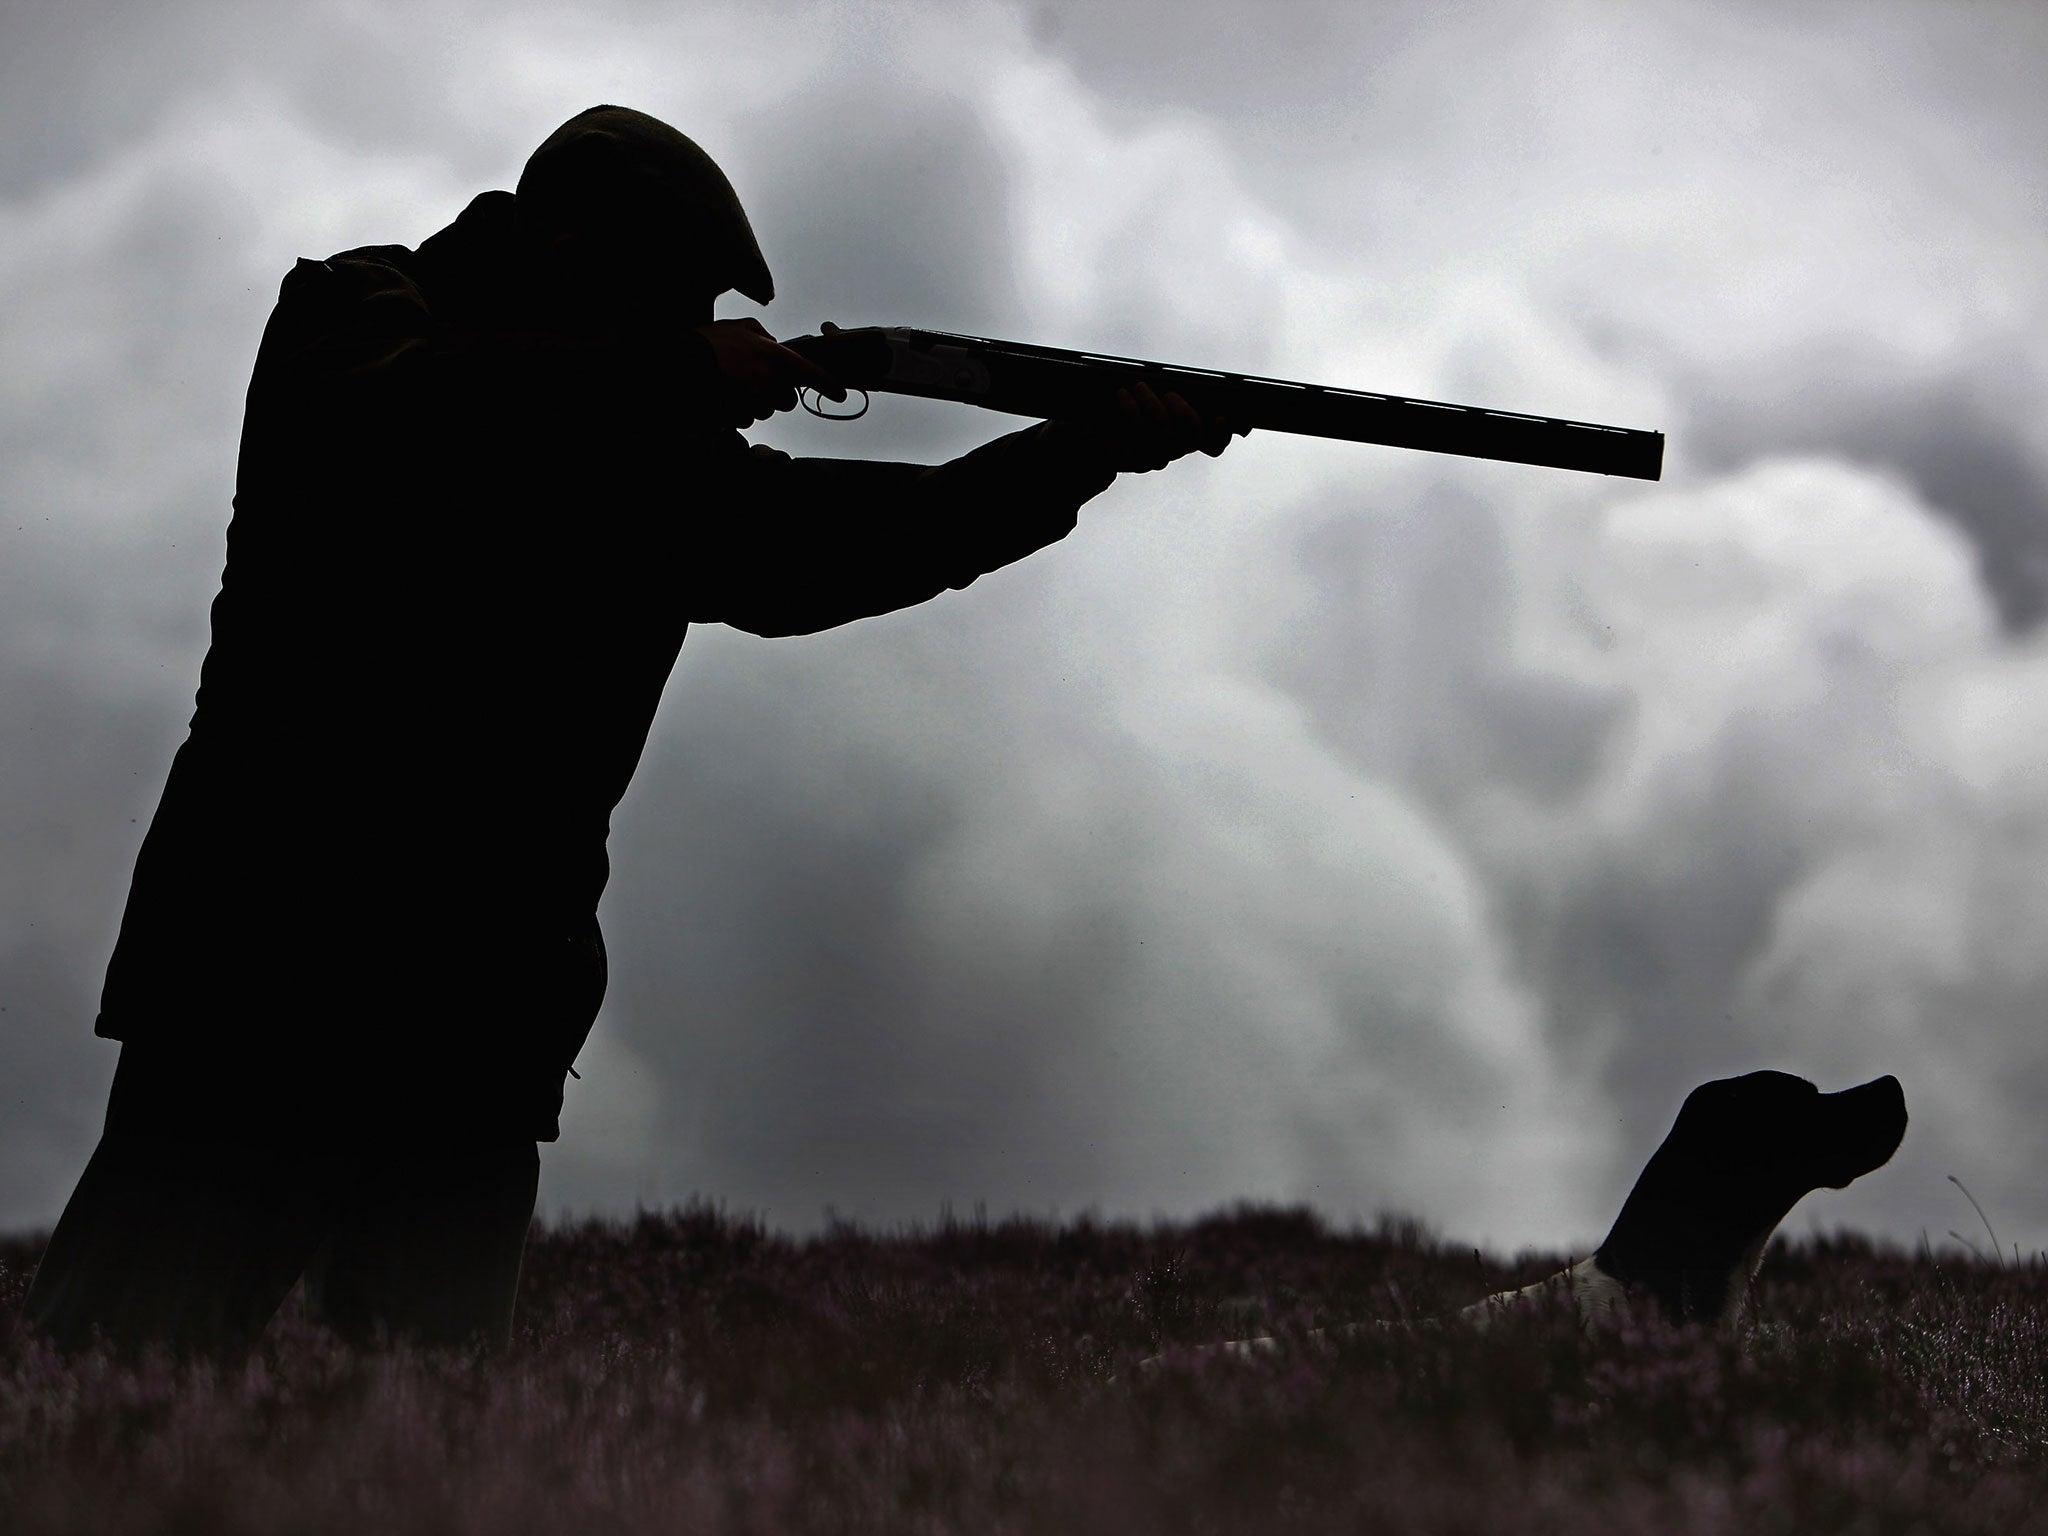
[24, 105, 1235, 1357]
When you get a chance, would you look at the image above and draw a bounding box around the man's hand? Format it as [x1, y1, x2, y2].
[1050, 382, 1247, 474]
[696, 318, 845, 428]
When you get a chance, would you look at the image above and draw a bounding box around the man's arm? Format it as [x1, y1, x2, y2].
[691, 382, 1235, 638]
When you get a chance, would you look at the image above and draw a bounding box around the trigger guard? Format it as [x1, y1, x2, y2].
[800, 387, 870, 421]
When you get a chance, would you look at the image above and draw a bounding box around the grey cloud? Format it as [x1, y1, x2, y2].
[1745, 786, 2048, 1246]
[0, 90, 271, 1231]
[584, 620, 1152, 1226]
[1021, 0, 1436, 156]
[0, 1, 227, 197]
[1526, 672, 1963, 1180]
[1504, 758, 1810, 1157]
[737, 79, 1020, 325]
[0, 937, 113, 1226]
[0, 0, 529, 207]
[281, 16, 468, 164]
[1261, 486, 1634, 811]
[1689, 361, 2048, 634]
[0, 653, 187, 1230]
[1259, 491, 1750, 1197]
[1234, 453, 1996, 1222]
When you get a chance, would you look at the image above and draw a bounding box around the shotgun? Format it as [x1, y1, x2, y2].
[783, 325, 1663, 481]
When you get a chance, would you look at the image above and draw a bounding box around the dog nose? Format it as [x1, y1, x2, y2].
[1856, 1075, 1907, 1123]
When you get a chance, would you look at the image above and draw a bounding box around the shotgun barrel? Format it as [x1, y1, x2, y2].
[783, 325, 1663, 481]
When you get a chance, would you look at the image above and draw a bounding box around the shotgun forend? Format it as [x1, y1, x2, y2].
[783, 325, 1664, 481]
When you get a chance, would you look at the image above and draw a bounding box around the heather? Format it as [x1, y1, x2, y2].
[2, 1206, 2044, 1534]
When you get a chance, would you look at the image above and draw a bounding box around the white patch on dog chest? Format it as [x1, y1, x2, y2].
[1459, 1257, 1628, 1329]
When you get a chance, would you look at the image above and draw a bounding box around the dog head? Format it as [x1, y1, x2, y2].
[1593, 1071, 1907, 1322]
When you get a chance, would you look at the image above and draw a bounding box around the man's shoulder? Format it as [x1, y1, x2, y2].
[271, 192, 518, 331]
[276, 245, 421, 311]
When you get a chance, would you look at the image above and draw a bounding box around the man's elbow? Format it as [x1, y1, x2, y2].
[722, 612, 824, 640]
[715, 597, 875, 639]
[711, 575, 963, 638]
[701, 595, 816, 638]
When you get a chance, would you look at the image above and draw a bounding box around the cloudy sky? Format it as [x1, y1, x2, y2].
[4, 0, 2045, 1263]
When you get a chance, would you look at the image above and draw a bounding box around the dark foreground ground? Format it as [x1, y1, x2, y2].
[2, 1204, 2044, 1534]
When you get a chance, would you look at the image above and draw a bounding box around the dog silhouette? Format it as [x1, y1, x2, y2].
[1140, 1070, 1907, 1369]
[1462, 1070, 1907, 1328]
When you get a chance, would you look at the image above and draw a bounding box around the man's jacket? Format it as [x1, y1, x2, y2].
[96, 191, 1116, 1138]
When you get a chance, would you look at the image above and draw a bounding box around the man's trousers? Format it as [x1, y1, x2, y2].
[22, 1042, 541, 1358]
